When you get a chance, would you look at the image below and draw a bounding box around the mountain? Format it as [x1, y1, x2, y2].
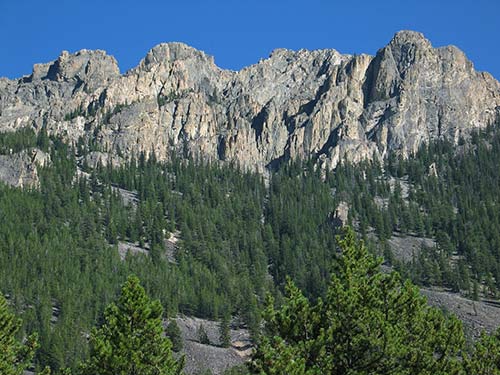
[1, 30, 499, 176]
[3, 31, 500, 373]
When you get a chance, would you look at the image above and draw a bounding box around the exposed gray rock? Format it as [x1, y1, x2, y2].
[422, 288, 500, 341]
[84, 151, 123, 169]
[0, 149, 49, 188]
[1, 30, 499, 173]
[330, 200, 349, 227]
[174, 316, 251, 375]
[117, 241, 148, 261]
[111, 185, 139, 207]
[387, 234, 436, 262]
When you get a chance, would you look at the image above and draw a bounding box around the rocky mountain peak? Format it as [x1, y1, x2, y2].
[389, 30, 431, 49]
[1, 30, 499, 177]
[27, 49, 120, 84]
[137, 42, 216, 71]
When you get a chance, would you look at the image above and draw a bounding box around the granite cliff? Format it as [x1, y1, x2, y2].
[1, 30, 499, 176]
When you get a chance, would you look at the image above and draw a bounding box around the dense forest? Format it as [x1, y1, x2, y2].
[4, 228, 500, 375]
[1, 122, 500, 372]
[331, 124, 500, 297]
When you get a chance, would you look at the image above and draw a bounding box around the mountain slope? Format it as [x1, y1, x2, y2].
[1, 30, 499, 173]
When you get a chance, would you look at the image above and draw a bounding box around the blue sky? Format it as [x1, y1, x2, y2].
[1, 0, 499, 79]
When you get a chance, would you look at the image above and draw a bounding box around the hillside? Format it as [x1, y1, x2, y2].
[2, 31, 500, 373]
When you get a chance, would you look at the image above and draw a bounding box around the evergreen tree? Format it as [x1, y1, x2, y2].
[472, 280, 480, 301]
[0, 293, 38, 375]
[79, 275, 183, 375]
[219, 313, 231, 348]
[36, 126, 50, 152]
[7, 124, 500, 372]
[197, 324, 210, 345]
[223, 366, 250, 375]
[165, 319, 183, 352]
[464, 328, 500, 374]
[251, 227, 465, 375]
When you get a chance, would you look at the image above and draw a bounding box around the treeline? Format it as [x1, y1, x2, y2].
[0, 131, 344, 371]
[92, 152, 272, 327]
[2, 122, 500, 371]
[325, 124, 500, 297]
[396, 127, 500, 297]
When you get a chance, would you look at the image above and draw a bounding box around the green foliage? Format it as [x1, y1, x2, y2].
[157, 94, 168, 107]
[381, 125, 500, 295]
[0, 293, 38, 375]
[0, 127, 37, 154]
[464, 328, 500, 374]
[165, 319, 183, 352]
[265, 161, 338, 297]
[95, 153, 271, 323]
[157, 89, 193, 107]
[0, 126, 50, 155]
[64, 105, 85, 121]
[223, 365, 250, 375]
[79, 275, 183, 375]
[0, 139, 128, 370]
[0, 141, 272, 369]
[251, 227, 465, 374]
[36, 126, 50, 152]
[219, 313, 231, 348]
[316, 123, 500, 297]
[197, 324, 210, 345]
[5, 123, 500, 372]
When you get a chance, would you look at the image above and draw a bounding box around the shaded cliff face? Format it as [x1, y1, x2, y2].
[1, 31, 499, 172]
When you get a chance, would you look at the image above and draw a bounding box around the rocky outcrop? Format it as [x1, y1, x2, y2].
[422, 288, 500, 341]
[173, 316, 251, 375]
[0, 149, 49, 188]
[1, 31, 499, 172]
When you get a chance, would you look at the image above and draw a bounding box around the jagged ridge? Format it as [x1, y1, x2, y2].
[1, 30, 499, 174]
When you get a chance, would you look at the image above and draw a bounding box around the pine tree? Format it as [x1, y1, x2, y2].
[165, 319, 183, 352]
[223, 365, 250, 375]
[251, 227, 465, 375]
[79, 275, 184, 375]
[219, 313, 231, 348]
[472, 279, 480, 301]
[464, 328, 500, 374]
[36, 126, 50, 152]
[197, 324, 210, 345]
[0, 293, 38, 375]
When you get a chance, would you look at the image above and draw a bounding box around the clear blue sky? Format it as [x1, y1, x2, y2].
[1, 0, 499, 79]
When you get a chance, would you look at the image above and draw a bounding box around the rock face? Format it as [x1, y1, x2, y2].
[1, 31, 499, 172]
[0, 149, 49, 188]
[174, 316, 251, 375]
[422, 288, 500, 341]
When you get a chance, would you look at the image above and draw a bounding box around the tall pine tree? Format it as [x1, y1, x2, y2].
[251, 227, 465, 374]
[79, 275, 184, 375]
[0, 293, 38, 375]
